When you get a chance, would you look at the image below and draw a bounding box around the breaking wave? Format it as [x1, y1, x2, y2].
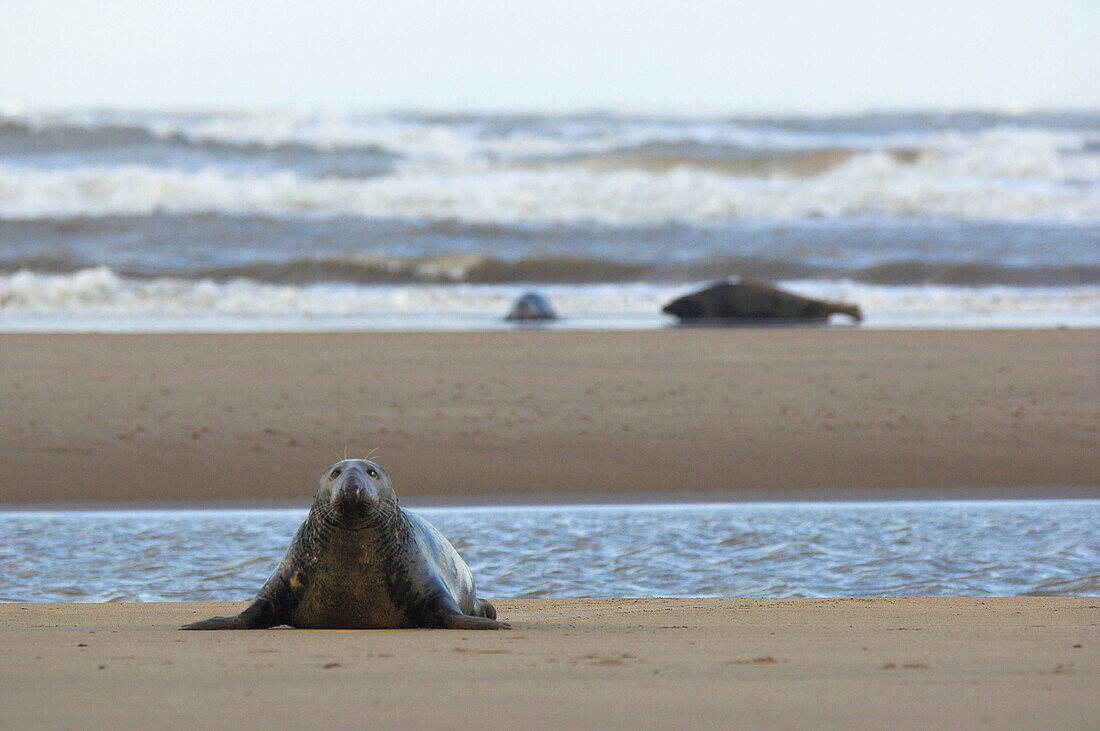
[3, 109, 1098, 330]
[6, 107, 1099, 154]
[0, 267, 682, 323]
[2, 266, 1098, 324]
[1, 141, 1098, 223]
[4, 109, 1097, 224]
[2, 250, 1098, 286]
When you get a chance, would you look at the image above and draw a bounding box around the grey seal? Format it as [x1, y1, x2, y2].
[662, 278, 862, 323]
[182, 459, 508, 630]
[505, 291, 558, 321]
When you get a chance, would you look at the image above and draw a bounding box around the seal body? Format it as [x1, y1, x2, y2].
[663, 279, 862, 323]
[505, 291, 558, 321]
[182, 459, 507, 630]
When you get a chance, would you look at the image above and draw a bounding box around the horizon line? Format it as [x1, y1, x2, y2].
[4, 100, 1099, 119]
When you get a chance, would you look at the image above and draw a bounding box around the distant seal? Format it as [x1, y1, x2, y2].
[506, 291, 558, 321]
[662, 278, 862, 323]
[182, 459, 508, 630]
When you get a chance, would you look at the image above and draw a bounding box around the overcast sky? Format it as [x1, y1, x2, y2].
[2, 0, 1097, 114]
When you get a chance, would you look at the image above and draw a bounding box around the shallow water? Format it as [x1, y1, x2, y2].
[1, 500, 1096, 602]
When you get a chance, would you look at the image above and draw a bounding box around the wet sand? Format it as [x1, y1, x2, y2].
[1, 599, 1096, 727]
[1, 330, 1098, 504]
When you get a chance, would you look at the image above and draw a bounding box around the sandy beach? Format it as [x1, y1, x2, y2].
[1, 329, 1097, 504]
[4, 15, 1099, 730]
[0, 598, 1095, 727]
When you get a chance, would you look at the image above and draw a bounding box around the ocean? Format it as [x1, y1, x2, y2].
[1, 108, 1098, 330]
[2, 501, 1096, 601]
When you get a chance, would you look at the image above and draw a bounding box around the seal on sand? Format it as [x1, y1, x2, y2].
[182, 459, 508, 630]
[662, 278, 862, 323]
[505, 291, 558, 321]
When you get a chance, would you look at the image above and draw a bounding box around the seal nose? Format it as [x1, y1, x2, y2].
[333, 463, 372, 504]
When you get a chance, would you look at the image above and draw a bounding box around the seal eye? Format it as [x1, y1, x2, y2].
[366, 467, 379, 479]
[329, 468, 341, 480]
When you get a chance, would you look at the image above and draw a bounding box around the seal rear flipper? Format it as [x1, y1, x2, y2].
[436, 611, 512, 631]
[180, 598, 281, 630]
[426, 597, 510, 630]
[180, 614, 252, 630]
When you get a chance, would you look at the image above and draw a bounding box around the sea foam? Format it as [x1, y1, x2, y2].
[2, 267, 1097, 331]
[3, 110, 1098, 223]
[1, 144, 1097, 223]
[2, 110, 1096, 331]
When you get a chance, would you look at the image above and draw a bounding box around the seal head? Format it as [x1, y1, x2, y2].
[505, 291, 558, 322]
[320, 458, 395, 518]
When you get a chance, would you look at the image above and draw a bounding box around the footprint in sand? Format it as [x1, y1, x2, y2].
[571, 652, 637, 666]
[729, 656, 788, 665]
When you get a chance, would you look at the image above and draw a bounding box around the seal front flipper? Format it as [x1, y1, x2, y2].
[180, 597, 282, 630]
[474, 597, 498, 620]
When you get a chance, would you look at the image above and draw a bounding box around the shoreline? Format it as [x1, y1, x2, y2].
[4, 321, 1100, 334]
[2, 485, 1098, 513]
[2, 329, 1098, 504]
[2, 598, 1096, 727]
